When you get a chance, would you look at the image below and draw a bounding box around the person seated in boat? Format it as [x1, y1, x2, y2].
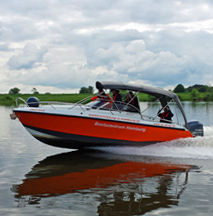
[157, 106, 174, 123]
[92, 88, 107, 101]
[91, 89, 111, 108]
[111, 89, 122, 110]
[125, 91, 140, 112]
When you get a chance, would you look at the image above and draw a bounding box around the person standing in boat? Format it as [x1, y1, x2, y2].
[111, 89, 122, 110]
[157, 106, 174, 123]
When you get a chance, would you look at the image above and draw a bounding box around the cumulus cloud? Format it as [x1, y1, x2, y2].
[86, 39, 188, 86]
[8, 45, 127, 90]
[7, 43, 47, 70]
[0, 0, 213, 93]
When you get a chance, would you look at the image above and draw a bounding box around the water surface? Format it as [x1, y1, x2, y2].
[0, 103, 213, 215]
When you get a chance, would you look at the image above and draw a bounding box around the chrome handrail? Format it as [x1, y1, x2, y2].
[15, 97, 28, 107]
[14, 96, 184, 127]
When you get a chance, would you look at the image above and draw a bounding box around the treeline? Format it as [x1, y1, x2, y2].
[8, 87, 39, 95]
[1, 84, 213, 106]
[173, 84, 213, 101]
[8, 86, 93, 94]
[78, 84, 213, 102]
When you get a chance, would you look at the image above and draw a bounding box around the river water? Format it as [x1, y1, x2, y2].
[0, 102, 213, 216]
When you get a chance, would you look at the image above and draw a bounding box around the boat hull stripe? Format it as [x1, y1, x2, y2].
[24, 125, 158, 149]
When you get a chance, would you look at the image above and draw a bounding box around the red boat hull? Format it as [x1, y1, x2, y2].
[14, 110, 193, 149]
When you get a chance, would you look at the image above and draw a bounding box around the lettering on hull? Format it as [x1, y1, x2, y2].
[94, 121, 146, 132]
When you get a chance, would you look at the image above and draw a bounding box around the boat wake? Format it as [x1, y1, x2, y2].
[92, 126, 213, 160]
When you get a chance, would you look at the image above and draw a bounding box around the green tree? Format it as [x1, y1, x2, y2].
[79, 86, 94, 93]
[9, 87, 20, 94]
[203, 92, 213, 101]
[32, 87, 39, 94]
[88, 86, 94, 93]
[187, 84, 205, 92]
[190, 88, 200, 101]
[79, 87, 88, 93]
[198, 85, 207, 92]
[173, 84, 185, 93]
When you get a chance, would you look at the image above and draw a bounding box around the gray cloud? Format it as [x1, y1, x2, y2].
[0, 42, 10, 51]
[1, 0, 213, 93]
[7, 43, 47, 70]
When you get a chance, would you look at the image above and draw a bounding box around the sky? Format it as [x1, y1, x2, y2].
[0, 0, 213, 93]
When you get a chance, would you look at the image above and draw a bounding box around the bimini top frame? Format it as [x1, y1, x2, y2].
[96, 81, 189, 129]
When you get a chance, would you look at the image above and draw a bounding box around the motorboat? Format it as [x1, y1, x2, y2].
[11, 81, 204, 149]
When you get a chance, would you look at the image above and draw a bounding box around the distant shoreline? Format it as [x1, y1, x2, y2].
[0, 92, 213, 106]
[0, 93, 91, 106]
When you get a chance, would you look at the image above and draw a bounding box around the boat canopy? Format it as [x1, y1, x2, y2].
[96, 81, 178, 99]
[96, 81, 189, 129]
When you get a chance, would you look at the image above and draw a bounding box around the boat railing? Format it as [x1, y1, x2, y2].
[15, 97, 76, 109]
[15, 97, 28, 107]
[15, 95, 99, 112]
[40, 101, 76, 109]
[15, 96, 183, 127]
[68, 95, 93, 111]
[89, 100, 180, 125]
[68, 96, 181, 126]
[86, 100, 142, 114]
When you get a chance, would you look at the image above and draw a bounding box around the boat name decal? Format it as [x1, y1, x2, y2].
[95, 122, 146, 132]
[30, 108, 45, 112]
[89, 114, 140, 123]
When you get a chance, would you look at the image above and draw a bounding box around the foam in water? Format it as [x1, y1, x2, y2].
[92, 126, 213, 160]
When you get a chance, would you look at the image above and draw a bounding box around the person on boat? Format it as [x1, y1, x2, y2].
[91, 88, 109, 101]
[125, 91, 140, 112]
[111, 89, 122, 102]
[157, 106, 174, 123]
[111, 89, 122, 110]
[91, 89, 111, 108]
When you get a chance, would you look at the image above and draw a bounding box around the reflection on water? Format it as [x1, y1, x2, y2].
[1, 103, 213, 215]
[11, 150, 196, 215]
